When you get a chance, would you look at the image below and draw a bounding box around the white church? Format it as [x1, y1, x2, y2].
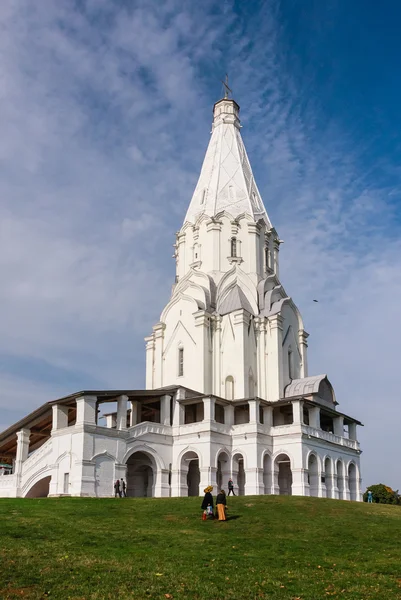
[0, 93, 363, 501]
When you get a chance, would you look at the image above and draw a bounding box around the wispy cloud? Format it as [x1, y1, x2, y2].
[0, 0, 400, 488]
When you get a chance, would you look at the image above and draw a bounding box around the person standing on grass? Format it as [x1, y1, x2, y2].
[201, 486, 214, 519]
[114, 479, 121, 498]
[216, 489, 227, 521]
[367, 490, 373, 503]
[227, 478, 235, 496]
[120, 478, 126, 497]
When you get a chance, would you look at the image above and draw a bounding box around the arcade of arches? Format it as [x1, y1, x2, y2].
[19, 452, 359, 499]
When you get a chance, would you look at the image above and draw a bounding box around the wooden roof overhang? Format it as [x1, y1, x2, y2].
[0, 387, 183, 463]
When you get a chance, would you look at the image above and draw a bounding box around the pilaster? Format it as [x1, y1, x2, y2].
[267, 314, 284, 400]
[298, 330, 309, 378]
[247, 221, 261, 275]
[206, 218, 222, 272]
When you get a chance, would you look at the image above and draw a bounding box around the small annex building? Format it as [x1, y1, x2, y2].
[0, 93, 363, 501]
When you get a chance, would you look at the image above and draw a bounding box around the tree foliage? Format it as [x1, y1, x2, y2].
[363, 483, 400, 504]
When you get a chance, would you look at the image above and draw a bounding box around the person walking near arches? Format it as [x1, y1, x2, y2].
[114, 479, 121, 498]
[227, 478, 235, 496]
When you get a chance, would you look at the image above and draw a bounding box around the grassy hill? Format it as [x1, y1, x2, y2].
[0, 495, 400, 600]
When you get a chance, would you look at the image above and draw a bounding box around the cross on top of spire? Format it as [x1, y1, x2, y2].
[221, 74, 232, 99]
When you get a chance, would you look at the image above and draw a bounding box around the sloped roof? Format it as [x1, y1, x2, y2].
[285, 375, 329, 398]
[218, 285, 256, 316]
[184, 98, 271, 226]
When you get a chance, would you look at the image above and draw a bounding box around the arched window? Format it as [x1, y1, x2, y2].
[230, 237, 237, 258]
[225, 376, 234, 400]
[265, 245, 270, 270]
[178, 347, 184, 377]
[288, 349, 293, 380]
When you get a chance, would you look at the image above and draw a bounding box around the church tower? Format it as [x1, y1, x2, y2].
[145, 94, 309, 402]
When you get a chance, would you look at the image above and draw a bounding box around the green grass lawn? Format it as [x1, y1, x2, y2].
[0, 496, 400, 600]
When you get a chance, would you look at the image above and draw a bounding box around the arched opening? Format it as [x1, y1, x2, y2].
[337, 460, 345, 500]
[308, 454, 319, 497]
[230, 237, 237, 258]
[216, 451, 230, 491]
[348, 463, 357, 501]
[180, 451, 200, 497]
[324, 457, 333, 499]
[126, 451, 156, 497]
[225, 376, 234, 400]
[25, 475, 51, 498]
[274, 454, 292, 495]
[263, 453, 272, 494]
[233, 453, 245, 496]
[265, 245, 270, 270]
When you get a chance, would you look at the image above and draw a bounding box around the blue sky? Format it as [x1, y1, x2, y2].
[1, 0, 400, 489]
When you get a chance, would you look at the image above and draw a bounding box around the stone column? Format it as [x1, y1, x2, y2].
[172, 399, 184, 427]
[272, 460, 280, 495]
[116, 395, 128, 430]
[160, 395, 171, 426]
[203, 396, 215, 423]
[308, 406, 320, 429]
[268, 314, 284, 401]
[105, 414, 116, 428]
[298, 330, 309, 378]
[75, 395, 97, 425]
[333, 415, 344, 436]
[199, 467, 217, 495]
[344, 475, 351, 501]
[292, 400, 303, 425]
[292, 468, 308, 496]
[153, 468, 171, 498]
[52, 404, 69, 431]
[224, 404, 234, 426]
[348, 422, 357, 441]
[248, 399, 260, 424]
[129, 401, 140, 427]
[262, 406, 273, 430]
[245, 467, 264, 495]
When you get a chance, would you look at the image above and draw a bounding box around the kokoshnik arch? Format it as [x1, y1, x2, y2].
[0, 94, 363, 500]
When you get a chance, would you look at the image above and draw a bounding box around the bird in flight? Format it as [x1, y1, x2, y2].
[313, 299, 319, 303]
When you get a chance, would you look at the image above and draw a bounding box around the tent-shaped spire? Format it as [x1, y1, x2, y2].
[184, 97, 271, 226]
